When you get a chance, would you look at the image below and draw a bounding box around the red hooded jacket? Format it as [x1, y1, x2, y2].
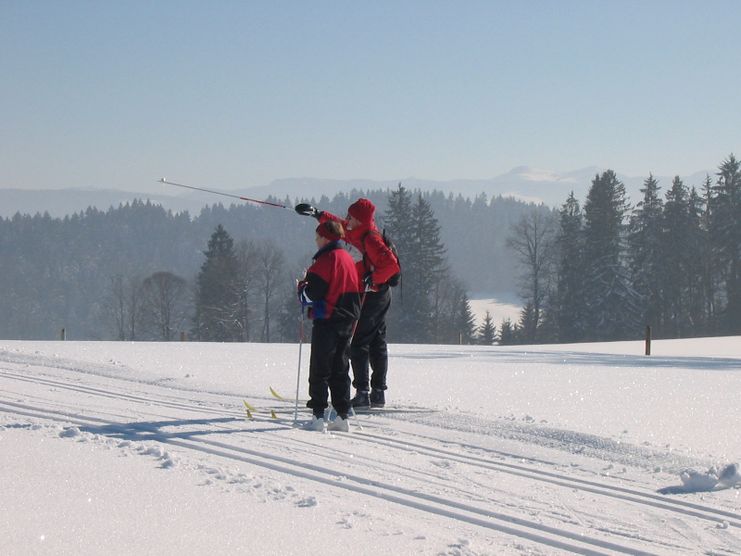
[319, 200, 400, 288]
[302, 242, 361, 322]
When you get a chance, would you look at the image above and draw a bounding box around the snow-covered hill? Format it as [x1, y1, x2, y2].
[1, 337, 740, 555]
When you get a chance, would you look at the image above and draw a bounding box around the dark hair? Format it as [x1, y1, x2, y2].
[316, 220, 345, 241]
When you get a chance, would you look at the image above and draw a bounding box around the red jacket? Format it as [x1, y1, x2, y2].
[320, 211, 400, 288]
[302, 242, 361, 321]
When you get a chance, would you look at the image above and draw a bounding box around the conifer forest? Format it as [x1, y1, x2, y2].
[1, 155, 739, 345]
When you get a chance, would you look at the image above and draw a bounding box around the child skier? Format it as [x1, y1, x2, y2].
[298, 221, 362, 432]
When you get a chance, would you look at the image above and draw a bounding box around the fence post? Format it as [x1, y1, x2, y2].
[60, 328, 66, 341]
[645, 325, 651, 356]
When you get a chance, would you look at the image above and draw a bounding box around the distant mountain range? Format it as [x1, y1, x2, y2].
[0, 166, 714, 218]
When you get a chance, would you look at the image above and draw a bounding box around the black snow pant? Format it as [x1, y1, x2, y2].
[306, 319, 353, 418]
[351, 286, 391, 392]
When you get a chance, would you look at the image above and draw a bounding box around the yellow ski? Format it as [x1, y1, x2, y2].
[243, 400, 254, 421]
[269, 386, 286, 400]
[243, 399, 279, 420]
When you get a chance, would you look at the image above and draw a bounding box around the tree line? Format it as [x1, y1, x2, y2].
[503, 154, 741, 344]
[4, 153, 736, 345]
[0, 187, 530, 342]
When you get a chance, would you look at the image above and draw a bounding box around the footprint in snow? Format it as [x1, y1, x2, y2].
[297, 496, 318, 508]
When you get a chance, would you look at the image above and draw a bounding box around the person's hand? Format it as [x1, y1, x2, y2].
[295, 203, 321, 219]
[362, 272, 374, 290]
[297, 280, 309, 303]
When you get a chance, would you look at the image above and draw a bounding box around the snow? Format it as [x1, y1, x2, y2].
[468, 292, 522, 328]
[1, 337, 740, 555]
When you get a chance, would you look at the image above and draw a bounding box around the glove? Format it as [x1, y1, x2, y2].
[362, 272, 374, 290]
[297, 280, 310, 304]
[295, 203, 321, 219]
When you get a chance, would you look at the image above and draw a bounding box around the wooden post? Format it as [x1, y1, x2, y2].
[645, 325, 651, 356]
[180, 331, 187, 342]
[60, 328, 66, 341]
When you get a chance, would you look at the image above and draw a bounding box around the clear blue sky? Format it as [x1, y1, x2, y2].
[2, 0, 740, 192]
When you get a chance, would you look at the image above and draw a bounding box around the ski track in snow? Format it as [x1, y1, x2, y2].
[1, 347, 741, 556]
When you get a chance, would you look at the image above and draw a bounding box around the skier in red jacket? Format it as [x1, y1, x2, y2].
[296, 198, 400, 409]
[298, 220, 361, 432]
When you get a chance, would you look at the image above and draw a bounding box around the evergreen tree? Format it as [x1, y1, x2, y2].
[384, 183, 415, 249]
[710, 154, 741, 333]
[516, 301, 538, 343]
[685, 186, 709, 334]
[582, 171, 641, 340]
[661, 176, 692, 336]
[386, 191, 446, 343]
[414, 194, 448, 343]
[498, 318, 516, 345]
[457, 293, 477, 344]
[383, 184, 415, 340]
[553, 193, 586, 342]
[193, 225, 244, 341]
[438, 280, 476, 344]
[477, 311, 497, 345]
[628, 174, 665, 334]
[234, 239, 258, 341]
[699, 175, 720, 331]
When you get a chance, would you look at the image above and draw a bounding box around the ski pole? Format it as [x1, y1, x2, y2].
[158, 178, 290, 209]
[294, 300, 305, 425]
[349, 287, 369, 343]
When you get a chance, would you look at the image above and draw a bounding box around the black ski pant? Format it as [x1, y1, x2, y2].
[351, 287, 391, 392]
[306, 319, 353, 418]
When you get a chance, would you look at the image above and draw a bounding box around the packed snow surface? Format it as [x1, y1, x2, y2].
[1, 337, 740, 555]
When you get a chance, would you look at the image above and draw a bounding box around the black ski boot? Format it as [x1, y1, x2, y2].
[350, 390, 370, 408]
[370, 388, 385, 408]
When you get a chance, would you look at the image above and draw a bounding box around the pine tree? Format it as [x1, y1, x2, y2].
[384, 183, 415, 250]
[193, 225, 244, 341]
[498, 317, 516, 345]
[442, 283, 476, 344]
[414, 194, 448, 343]
[661, 176, 692, 336]
[553, 192, 586, 342]
[700, 175, 720, 331]
[685, 186, 709, 334]
[710, 154, 741, 333]
[386, 190, 446, 343]
[582, 171, 641, 340]
[628, 174, 664, 334]
[477, 311, 497, 345]
[383, 185, 415, 340]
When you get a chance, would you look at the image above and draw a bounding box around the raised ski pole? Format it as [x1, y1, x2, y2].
[158, 178, 290, 209]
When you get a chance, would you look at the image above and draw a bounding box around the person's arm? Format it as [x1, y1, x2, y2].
[363, 233, 400, 286]
[294, 203, 350, 227]
[304, 270, 329, 302]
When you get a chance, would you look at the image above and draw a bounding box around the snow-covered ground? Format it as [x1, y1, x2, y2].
[468, 292, 522, 328]
[1, 337, 740, 555]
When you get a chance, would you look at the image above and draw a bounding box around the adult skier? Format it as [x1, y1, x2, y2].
[298, 220, 362, 431]
[296, 198, 400, 409]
